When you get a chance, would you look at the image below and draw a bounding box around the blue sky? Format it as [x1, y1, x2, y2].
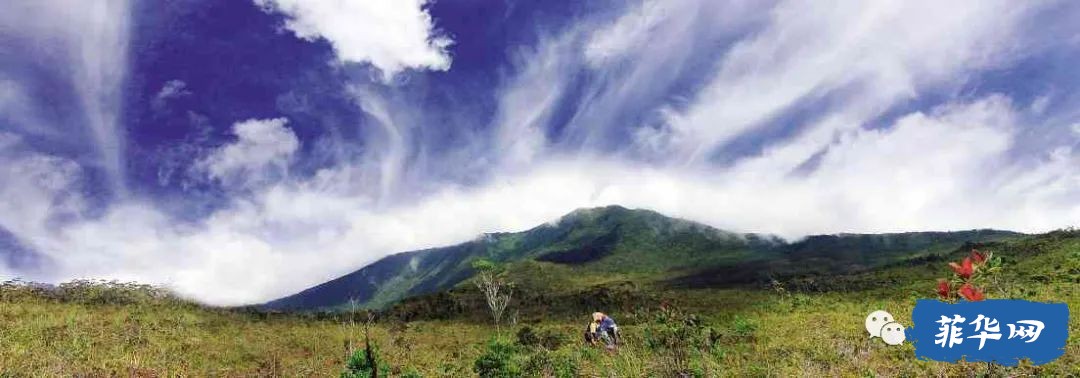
[1, 0, 1078, 305]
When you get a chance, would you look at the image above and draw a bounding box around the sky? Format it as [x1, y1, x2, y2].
[0, 0, 1078, 305]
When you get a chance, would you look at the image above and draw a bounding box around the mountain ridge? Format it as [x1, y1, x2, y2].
[264, 206, 1021, 311]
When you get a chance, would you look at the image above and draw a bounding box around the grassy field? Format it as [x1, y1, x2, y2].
[1, 230, 1077, 376]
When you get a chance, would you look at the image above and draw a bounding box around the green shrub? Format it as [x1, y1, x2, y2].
[516, 326, 539, 347]
[643, 306, 710, 351]
[731, 315, 757, 337]
[341, 342, 390, 378]
[473, 339, 521, 378]
[642, 305, 715, 376]
[516, 326, 567, 350]
[522, 350, 578, 378]
[539, 328, 567, 350]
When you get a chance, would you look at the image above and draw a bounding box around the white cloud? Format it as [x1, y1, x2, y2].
[0, 80, 44, 137]
[549, 1, 764, 152]
[352, 91, 410, 201]
[196, 118, 300, 188]
[152, 80, 191, 111]
[489, 35, 579, 169]
[0, 0, 132, 195]
[0, 136, 85, 279]
[653, 0, 1034, 164]
[1029, 95, 1052, 115]
[0, 80, 26, 115]
[255, 0, 452, 78]
[583, 0, 674, 67]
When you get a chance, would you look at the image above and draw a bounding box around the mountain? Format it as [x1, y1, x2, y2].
[264, 206, 1021, 311]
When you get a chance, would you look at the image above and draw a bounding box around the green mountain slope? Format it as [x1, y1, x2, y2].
[265, 206, 1020, 311]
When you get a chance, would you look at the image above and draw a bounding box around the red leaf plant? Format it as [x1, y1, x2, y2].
[957, 283, 985, 301]
[936, 279, 952, 300]
[936, 249, 997, 302]
[948, 257, 974, 279]
[970, 249, 987, 264]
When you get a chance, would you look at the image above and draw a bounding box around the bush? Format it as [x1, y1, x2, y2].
[516, 326, 539, 347]
[644, 307, 712, 351]
[473, 339, 521, 378]
[522, 350, 578, 378]
[390, 320, 413, 352]
[516, 326, 567, 350]
[537, 328, 567, 350]
[730, 315, 757, 337]
[341, 342, 390, 378]
[642, 305, 716, 376]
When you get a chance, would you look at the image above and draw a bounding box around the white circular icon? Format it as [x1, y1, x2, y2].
[880, 322, 906, 345]
[865, 310, 894, 338]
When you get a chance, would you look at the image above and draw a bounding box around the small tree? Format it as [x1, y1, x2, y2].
[474, 338, 521, 377]
[472, 259, 513, 333]
[341, 339, 390, 378]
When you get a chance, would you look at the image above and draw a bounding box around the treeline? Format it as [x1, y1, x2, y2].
[0, 279, 178, 306]
[279, 280, 660, 325]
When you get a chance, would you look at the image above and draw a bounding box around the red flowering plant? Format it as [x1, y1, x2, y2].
[936, 248, 1001, 302]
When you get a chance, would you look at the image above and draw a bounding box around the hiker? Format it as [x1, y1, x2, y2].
[591, 312, 619, 348]
[583, 321, 600, 344]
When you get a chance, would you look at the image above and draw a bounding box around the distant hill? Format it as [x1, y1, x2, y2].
[264, 206, 1021, 311]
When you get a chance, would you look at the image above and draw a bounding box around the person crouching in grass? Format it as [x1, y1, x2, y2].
[586, 311, 619, 350]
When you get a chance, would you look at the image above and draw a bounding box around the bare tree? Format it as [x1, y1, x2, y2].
[471, 259, 513, 333]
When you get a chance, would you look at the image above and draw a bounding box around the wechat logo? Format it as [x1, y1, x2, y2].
[866, 310, 906, 346]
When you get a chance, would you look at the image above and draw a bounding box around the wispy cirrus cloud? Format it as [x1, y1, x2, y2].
[0, 0, 132, 195]
[151, 80, 192, 112]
